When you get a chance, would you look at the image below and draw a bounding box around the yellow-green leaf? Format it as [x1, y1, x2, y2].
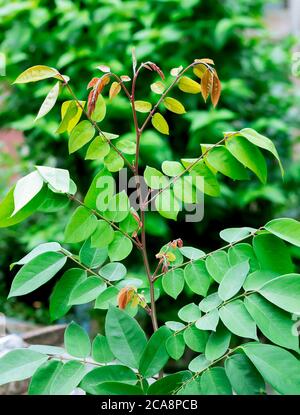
[57, 100, 84, 134]
[36, 82, 60, 120]
[178, 76, 201, 94]
[151, 81, 165, 94]
[14, 65, 59, 84]
[151, 113, 169, 135]
[163, 97, 186, 114]
[68, 121, 95, 154]
[109, 82, 121, 100]
[85, 136, 110, 160]
[134, 100, 152, 113]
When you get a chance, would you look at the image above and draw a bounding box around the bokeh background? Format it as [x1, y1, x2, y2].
[0, 0, 299, 346]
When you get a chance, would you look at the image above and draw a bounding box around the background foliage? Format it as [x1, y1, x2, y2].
[0, 0, 299, 328]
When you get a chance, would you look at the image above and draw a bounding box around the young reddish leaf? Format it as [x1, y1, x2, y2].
[97, 65, 110, 73]
[211, 73, 222, 107]
[170, 66, 183, 77]
[144, 61, 165, 80]
[194, 58, 215, 65]
[109, 82, 121, 100]
[117, 287, 137, 309]
[87, 74, 110, 116]
[151, 81, 165, 94]
[87, 77, 100, 89]
[120, 75, 131, 82]
[201, 69, 213, 102]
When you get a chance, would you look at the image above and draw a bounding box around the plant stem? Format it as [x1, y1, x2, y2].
[62, 78, 134, 172]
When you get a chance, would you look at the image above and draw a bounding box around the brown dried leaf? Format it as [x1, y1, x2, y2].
[201, 69, 213, 102]
[211, 74, 222, 107]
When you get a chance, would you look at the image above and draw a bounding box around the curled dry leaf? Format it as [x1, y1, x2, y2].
[201, 69, 214, 102]
[211, 73, 222, 107]
[87, 74, 110, 116]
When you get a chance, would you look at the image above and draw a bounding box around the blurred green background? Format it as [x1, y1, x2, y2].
[0, 0, 299, 331]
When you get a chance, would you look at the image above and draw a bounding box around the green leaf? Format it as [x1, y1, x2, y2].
[200, 367, 232, 395]
[144, 166, 169, 189]
[0, 349, 48, 386]
[108, 232, 133, 261]
[14, 65, 59, 83]
[218, 261, 250, 301]
[188, 355, 210, 373]
[151, 113, 169, 135]
[49, 361, 86, 395]
[163, 97, 186, 114]
[162, 161, 185, 177]
[219, 227, 256, 243]
[199, 292, 222, 313]
[225, 354, 265, 395]
[91, 220, 114, 248]
[85, 381, 143, 395]
[95, 286, 118, 309]
[104, 191, 130, 223]
[242, 343, 300, 394]
[84, 168, 111, 210]
[265, 218, 300, 248]
[10, 242, 61, 269]
[239, 128, 284, 176]
[28, 345, 65, 355]
[205, 251, 230, 283]
[80, 365, 137, 394]
[120, 208, 139, 233]
[205, 323, 231, 361]
[99, 262, 127, 281]
[9, 252, 67, 298]
[79, 239, 108, 269]
[179, 247, 205, 260]
[178, 303, 201, 322]
[258, 274, 300, 314]
[206, 146, 249, 180]
[64, 206, 98, 243]
[36, 82, 60, 120]
[219, 300, 257, 340]
[0, 185, 47, 228]
[166, 334, 185, 360]
[56, 100, 80, 134]
[162, 268, 185, 299]
[68, 120, 95, 154]
[37, 188, 70, 212]
[134, 100, 152, 113]
[244, 294, 299, 351]
[165, 321, 186, 331]
[116, 139, 136, 155]
[243, 270, 278, 291]
[253, 233, 294, 275]
[13, 171, 44, 215]
[183, 326, 208, 353]
[196, 309, 219, 332]
[228, 243, 259, 272]
[35, 166, 70, 193]
[105, 307, 147, 368]
[68, 277, 106, 305]
[139, 327, 171, 377]
[178, 76, 201, 94]
[29, 360, 63, 395]
[147, 371, 192, 395]
[50, 268, 86, 321]
[226, 136, 267, 183]
[64, 322, 91, 358]
[92, 335, 114, 363]
[184, 260, 211, 296]
[155, 189, 180, 221]
[104, 149, 124, 172]
[181, 158, 220, 197]
[91, 94, 106, 122]
[85, 136, 110, 160]
[173, 176, 197, 203]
